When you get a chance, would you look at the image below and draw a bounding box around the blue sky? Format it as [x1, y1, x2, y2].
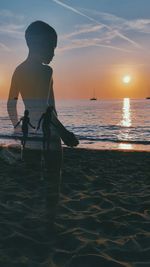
[0, 0, 150, 98]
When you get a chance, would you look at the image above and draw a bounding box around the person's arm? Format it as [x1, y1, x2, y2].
[14, 118, 21, 129]
[47, 70, 57, 115]
[28, 120, 35, 129]
[46, 68, 78, 146]
[47, 76, 64, 130]
[7, 69, 19, 127]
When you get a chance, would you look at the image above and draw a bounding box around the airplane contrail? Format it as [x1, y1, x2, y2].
[52, 0, 112, 30]
[52, 0, 141, 49]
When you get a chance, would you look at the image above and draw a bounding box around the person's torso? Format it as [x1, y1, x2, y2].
[22, 116, 29, 130]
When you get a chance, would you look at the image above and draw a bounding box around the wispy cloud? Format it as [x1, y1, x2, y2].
[124, 19, 150, 34]
[0, 24, 24, 39]
[0, 9, 25, 52]
[59, 22, 134, 53]
[81, 9, 150, 35]
[57, 24, 131, 52]
[52, 0, 141, 52]
[60, 23, 136, 51]
[62, 24, 104, 39]
[0, 9, 24, 21]
[58, 37, 131, 53]
[0, 9, 25, 39]
[0, 42, 10, 52]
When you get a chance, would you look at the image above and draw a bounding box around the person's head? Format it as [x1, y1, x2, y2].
[25, 21, 57, 64]
[24, 109, 29, 116]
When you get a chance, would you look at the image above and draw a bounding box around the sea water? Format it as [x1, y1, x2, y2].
[0, 98, 150, 151]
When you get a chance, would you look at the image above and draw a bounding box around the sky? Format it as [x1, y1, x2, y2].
[0, 0, 150, 99]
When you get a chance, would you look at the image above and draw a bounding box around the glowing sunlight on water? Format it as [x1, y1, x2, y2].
[118, 98, 133, 150]
[121, 98, 131, 127]
[118, 143, 133, 150]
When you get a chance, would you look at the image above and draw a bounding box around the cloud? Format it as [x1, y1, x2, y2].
[124, 19, 150, 33]
[0, 42, 10, 52]
[0, 9, 25, 52]
[52, 0, 141, 50]
[61, 24, 104, 39]
[0, 24, 24, 39]
[0, 9, 25, 39]
[52, 0, 111, 30]
[81, 9, 150, 35]
[58, 37, 131, 53]
[0, 9, 24, 21]
[59, 23, 133, 53]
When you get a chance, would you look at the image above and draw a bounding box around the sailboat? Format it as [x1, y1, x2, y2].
[90, 89, 97, 101]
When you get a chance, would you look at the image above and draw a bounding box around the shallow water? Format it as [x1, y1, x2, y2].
[0, 98, 150, 151]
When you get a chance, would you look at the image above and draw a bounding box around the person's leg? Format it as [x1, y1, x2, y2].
[22, 130, 28, 149]
[22, 134, 25, 148]
[23, 132, 28, 148]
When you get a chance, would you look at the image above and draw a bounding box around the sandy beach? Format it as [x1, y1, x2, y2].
[0, 146, 150, 267]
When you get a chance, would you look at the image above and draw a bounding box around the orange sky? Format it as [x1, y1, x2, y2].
[0, 55, 150, 100]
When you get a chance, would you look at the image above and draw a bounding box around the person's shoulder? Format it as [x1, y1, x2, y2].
[13, 61, 27, 76]
[15, 61, 27, 71]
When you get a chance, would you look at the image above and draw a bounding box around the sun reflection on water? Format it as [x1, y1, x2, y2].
[121, 98, 131, 127]
[118, 98, 133, 150]
[118, 143, 133, 150]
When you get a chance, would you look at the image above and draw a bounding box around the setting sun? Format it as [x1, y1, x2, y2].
[122, 75, 131, 84]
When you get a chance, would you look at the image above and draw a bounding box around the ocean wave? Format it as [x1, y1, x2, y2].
[78, 136, 150, 145]
[0, 134, 149, 145]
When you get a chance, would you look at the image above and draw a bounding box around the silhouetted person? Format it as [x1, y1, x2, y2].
[7, 21, 63, 233]
[37, 106, 53, 151]
[7, 21, 78, 235]
[14, 109, 35, 148]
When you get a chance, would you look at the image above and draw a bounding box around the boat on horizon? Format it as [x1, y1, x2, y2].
[146, 97, 150, 99]
[90, 97, 97, 101]
[90, 89, 97, 101]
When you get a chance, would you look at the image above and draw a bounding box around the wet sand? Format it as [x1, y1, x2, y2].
[0, 146, 150, 267]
